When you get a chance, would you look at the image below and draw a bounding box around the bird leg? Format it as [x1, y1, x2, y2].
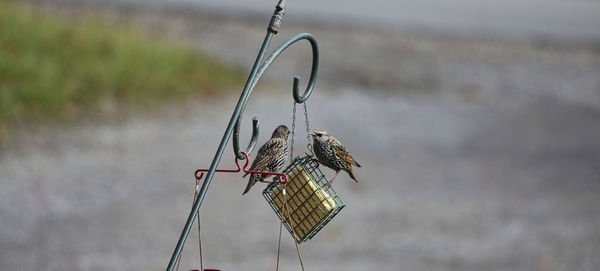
[259, 175, 273, 183]
[324, 171, 340, 187]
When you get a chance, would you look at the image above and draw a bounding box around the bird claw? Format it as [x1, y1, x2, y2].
[322, 171, 339, 188]
[311, 158, 320, 167]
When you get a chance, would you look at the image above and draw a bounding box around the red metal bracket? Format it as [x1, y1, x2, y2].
[194, 151, 289, 184]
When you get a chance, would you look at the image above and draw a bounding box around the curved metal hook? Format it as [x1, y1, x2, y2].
[253, 33, 319, 103]
[232, 33, 319, 159]
[232, 116, 259, 159]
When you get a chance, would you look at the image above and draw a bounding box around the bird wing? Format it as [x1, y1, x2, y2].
[331, 137, 361, 167]
[248, 138, 286, 172]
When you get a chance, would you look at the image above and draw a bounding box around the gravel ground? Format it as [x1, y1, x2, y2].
[2, 3, 600, 271]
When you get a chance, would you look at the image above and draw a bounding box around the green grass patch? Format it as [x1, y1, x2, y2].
[0, 1, 243, 131]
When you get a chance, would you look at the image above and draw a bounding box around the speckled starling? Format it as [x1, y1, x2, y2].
[310, 128, 361, 185]
[242, 125, 290, 195]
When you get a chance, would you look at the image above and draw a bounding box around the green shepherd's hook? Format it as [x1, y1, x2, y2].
[166, 0, 319, 270]
[232, 32, 319, 159]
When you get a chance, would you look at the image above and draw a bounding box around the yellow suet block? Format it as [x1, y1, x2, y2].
[270, 165, 337, 240]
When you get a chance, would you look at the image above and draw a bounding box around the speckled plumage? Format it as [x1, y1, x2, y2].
[242, 125, 290, 195]
[311, 128, 361, 184]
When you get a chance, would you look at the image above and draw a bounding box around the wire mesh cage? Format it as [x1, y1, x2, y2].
[263, 153, 345, 243]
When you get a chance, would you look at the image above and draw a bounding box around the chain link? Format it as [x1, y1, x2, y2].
[290, 101, 297, 159]
[290, 100, 312, 158]
[303, 101, 313, 155]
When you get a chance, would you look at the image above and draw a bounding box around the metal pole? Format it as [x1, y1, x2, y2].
[166, 31, 274, 271]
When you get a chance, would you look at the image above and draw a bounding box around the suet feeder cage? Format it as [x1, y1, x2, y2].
[263, 153, 345, 243]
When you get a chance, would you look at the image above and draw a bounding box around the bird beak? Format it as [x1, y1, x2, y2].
[308, 132, 315, 136]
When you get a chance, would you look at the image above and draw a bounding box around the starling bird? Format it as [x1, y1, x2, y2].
[242, 125, 290, 195]
[310, 128, 361, 185]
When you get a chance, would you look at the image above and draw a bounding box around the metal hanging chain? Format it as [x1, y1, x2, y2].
[291, 100, 313, 158]
[290, 101, 297, 159]
[303, 101, 313, 155]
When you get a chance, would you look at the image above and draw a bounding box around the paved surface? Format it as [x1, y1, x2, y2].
[74, 0, 600, 42]
[75, 0, 600, 42]
[2, 3, 600, 271]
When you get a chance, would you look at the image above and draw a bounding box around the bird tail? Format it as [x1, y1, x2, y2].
[348, 156, 361, 167]
[242, 174, 258, 195]
[345, 168, 359, 183]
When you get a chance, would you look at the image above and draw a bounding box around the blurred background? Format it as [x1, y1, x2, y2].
[1, 0, 599, 270]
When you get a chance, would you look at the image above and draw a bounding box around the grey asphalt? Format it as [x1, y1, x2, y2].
[81, 0, 600, 42]
[2, 2, 600, 271]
